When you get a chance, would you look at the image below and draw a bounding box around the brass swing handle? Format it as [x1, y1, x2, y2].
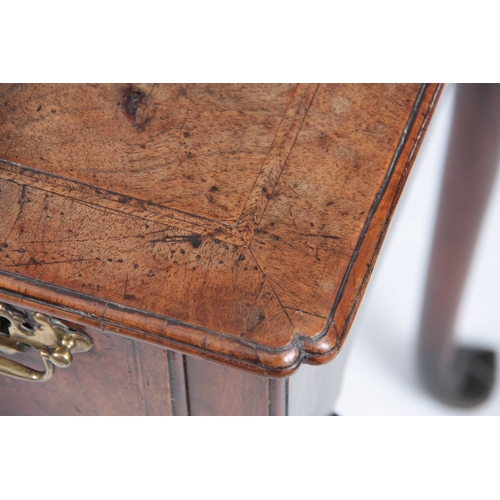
[0, 303, 92, 382]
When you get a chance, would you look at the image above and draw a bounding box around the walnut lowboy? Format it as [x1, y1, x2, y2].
[0, 303, 92, 382]
[0, 84, 443, 414]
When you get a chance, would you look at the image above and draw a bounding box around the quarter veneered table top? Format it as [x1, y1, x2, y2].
[0, 83, 441, 376]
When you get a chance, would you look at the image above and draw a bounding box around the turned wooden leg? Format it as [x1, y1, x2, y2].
[418, 84, 500, 407]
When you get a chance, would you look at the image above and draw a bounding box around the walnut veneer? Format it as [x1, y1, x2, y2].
[0, 84, 441, 414]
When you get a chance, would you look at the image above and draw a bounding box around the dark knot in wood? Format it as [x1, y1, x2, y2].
[121, 87, 148, 127]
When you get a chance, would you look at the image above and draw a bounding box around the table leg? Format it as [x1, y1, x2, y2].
[418, 84, 500, 407]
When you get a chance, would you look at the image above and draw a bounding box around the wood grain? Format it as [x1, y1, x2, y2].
[0, 84, 441, 377]
[0, 159, 244, 245]
[185, 356, 269, 416]
[0, 84, 298, 224]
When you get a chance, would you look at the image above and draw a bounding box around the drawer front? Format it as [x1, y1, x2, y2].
[0, 300, 273, 415]
[0, 302, 173, 416]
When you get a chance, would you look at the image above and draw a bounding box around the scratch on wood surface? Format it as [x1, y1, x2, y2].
[5, 258, 97, 267]
[3, 185, 27, 245]
[178, 100, 191, 140]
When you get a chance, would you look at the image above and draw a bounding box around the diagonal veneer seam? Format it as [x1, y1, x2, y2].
[236, 84, 320, 244]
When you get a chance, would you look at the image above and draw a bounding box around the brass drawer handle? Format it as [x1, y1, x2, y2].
[0, 303, 92, 382]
